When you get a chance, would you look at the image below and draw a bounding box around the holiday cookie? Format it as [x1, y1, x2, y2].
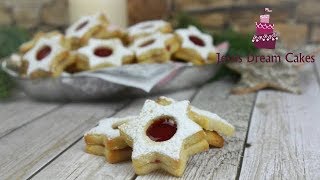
[204, 130, 224, 148]
[66, 13, 109, 48]
[127, 20, 173, 41]
[21, 33, 73, 79]
[73, 38, 134, 71]
[119, 100, 208, 177]
[19, 31, 66, 54]
[174, 26, 217, 65]
[130, 33, 179, 63]
[156, 96, 235, 137]
[84, 116, 135, 163]
[94, 24, 126, 41]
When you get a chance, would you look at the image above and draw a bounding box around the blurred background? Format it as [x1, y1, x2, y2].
[0, 0, 318, 48]
[0, 0, 318, 98]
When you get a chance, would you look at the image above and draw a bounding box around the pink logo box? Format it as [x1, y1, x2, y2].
[252, 8, 278, 49]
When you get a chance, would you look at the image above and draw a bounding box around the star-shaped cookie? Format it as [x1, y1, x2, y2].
[227, 61, 301, 94]
[118, 100, 208, 177]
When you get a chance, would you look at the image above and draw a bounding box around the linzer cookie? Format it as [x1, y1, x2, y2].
[66, 13, 109, 48]
[127, 20, 172, 42]
[21, 33, 73, 79]
[156, 96, 235, 137]
[72, 38, 134, 71]
[119, 100, 208, 177]
[174, 26, 217, 65]
[84, 116, 135, 163]
[130, 33, 179, 63]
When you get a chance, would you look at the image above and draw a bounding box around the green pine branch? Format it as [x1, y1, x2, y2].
[0, 26, 30, 99]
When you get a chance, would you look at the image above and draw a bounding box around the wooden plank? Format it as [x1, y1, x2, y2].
[0, 100, 127, 180]
[136, 80, 256, 179]
[239, 64, 320, 179]
[315, 56, 320, 81]
[0, 94, 62, 138]
[31, 89, 197, 180]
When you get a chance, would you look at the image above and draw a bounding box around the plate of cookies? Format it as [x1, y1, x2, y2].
[1, 13, 228, 101]
[84, 97, 235, 177]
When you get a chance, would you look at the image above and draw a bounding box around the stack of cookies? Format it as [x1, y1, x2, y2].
[84, 96, 235, 177]
[9, 13, 219, 79]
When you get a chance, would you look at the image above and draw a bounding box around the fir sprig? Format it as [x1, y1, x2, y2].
[0, 26, 30, 99]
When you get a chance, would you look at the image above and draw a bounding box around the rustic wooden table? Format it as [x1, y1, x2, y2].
[0, 63, 319, 180]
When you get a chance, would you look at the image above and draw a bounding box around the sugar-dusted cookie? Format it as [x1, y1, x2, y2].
[174, 26, 217, 65]
[73, 38, 134, 71]
[84, 116, 135, 163]
[156, 96, 235, 137]
[19, 31, 64, 54]
[66, 13, 109, 48]
[21, 33, 73, 79]
[130, 33, 179, 63]
[119, 100, 208, 177]
[94, 24, 126, 41]
[204, 130, 224, 148]
[127, 20, 173, 42]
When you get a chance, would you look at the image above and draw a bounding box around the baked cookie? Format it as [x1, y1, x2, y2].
[73, 38, 134, 71]
[21, 33, 73, 79]
[130, 33, 179, 63]
[119, 100, 208, 177]
[127, 20, 173, 42]
[66, 13, 109, 48]
[94, 24, 126, 41]
[84, 116, 135, 163]
[174, 26, 217, 65]
[156, 96, 235, 137]
[19, 31, 65, 54]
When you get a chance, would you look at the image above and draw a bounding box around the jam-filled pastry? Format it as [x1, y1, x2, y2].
[94, 24, 126, 41]
[156, 96, 235, 137]
[127, 20, 173, 42]
[84, 116, 135, 163]
[119, 100, 208, 177]
[21, 33, 73, 79]
[19, 31, 65, 54]
[73, 38, 134, 71]
[174, 26, 217, 65]
[130, 33, 179, 63]
[66, 13, 109, 48]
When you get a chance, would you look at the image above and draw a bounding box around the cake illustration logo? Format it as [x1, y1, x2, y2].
[252, 8, 278, 49]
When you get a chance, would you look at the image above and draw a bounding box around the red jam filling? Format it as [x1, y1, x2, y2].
[75, 20, 89, 31]
[139, 39, 155, 47]
[36, 46, 52, 61]
[146, 116, 177, 142]
[94, 47, 113, 57]
[189, 35, 205, 47]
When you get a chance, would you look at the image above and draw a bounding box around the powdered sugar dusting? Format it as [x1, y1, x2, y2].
[119, 100, 202, 160]
[127, 20, 168, 37]
[23, 35, 64, 75]
[85, 116, 136, 139]
[66, 13, 102, 39]
[78, 38, 133, 67]
[158, 96, 234, 136]
[175, 26, 215, 60]
[130, 33, 173, 56]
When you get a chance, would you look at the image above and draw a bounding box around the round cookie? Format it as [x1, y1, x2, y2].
[73, 38, 134, 71]
[21, 34, 73, 79]
[66, 13, 109, 48]
[130, 33, 179, 63]
[127, 20, 173, 42]
[174, 26, 217, 65]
